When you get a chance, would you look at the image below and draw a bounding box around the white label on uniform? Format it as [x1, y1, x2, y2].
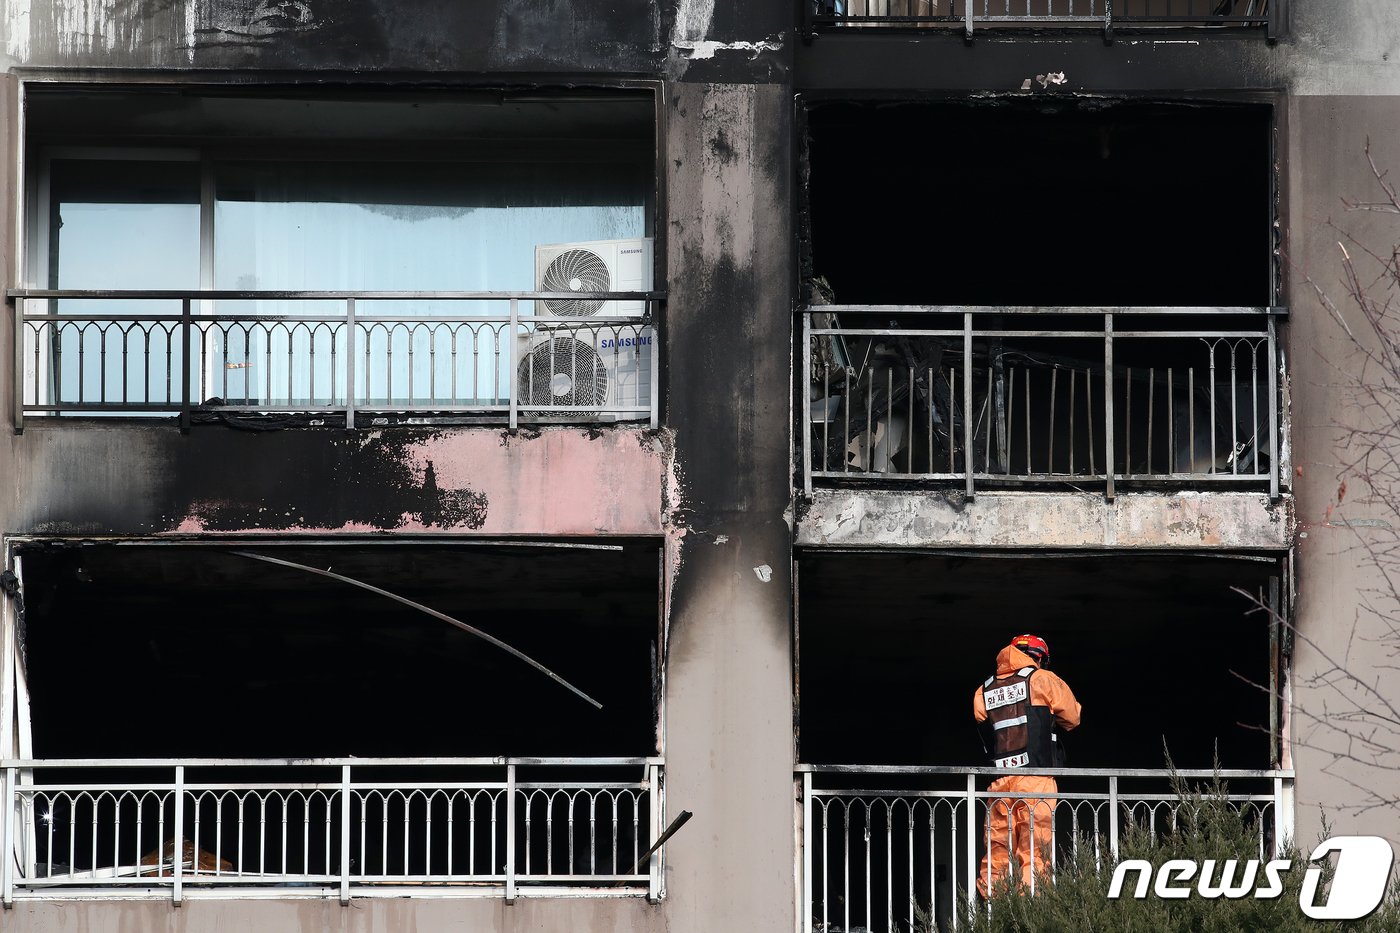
[983, 681, 1028, 711]
[995, 753, 1030, 768]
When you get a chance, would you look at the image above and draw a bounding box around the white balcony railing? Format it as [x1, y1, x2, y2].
[809, 0, 1277, 37]
[799, 764, 1294, 933]
[803, 306, 1286, 499]
[0, 758, 664, 903]
[8, 290, 662, 431]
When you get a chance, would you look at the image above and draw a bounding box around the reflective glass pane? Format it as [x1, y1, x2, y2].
[214, 160, 645, 291]
[51, 159, 200, 290]
[45, 160, 199, 410]
[212, 159, 647, 408]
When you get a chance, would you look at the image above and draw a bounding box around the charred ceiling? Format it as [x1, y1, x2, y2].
[793, 32, 1284, 94]
[23, 85, 658, 151]
[804, 98, 1273, 307]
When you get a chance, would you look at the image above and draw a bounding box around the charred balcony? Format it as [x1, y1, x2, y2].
[801, 101, 1281, 499]
[801, 305, 1285, 497]
[1, 541, 667, 902]
[793, 551, 1292, 930]
[807, 0, 1278, 38]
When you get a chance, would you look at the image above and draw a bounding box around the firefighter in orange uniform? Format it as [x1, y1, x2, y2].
[972, 634, 1081, 897]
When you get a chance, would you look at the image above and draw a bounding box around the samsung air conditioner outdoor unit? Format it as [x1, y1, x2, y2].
[516, 327, 654, 421]
[534, 238, 653, 321]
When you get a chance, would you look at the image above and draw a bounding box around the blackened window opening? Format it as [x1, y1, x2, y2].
[797, 553, 1277, 770]
[806, 101, 1273, 307]
[21, 543, 660, 760]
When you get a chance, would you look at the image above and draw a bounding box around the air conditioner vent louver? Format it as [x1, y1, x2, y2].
[518, 336, 610, 409]
[540, 248, 612, 318]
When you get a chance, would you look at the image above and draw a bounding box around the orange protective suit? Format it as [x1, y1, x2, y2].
[972, 643, 1082, 897]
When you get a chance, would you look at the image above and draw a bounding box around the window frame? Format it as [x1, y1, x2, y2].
[12, 80, 671, 424]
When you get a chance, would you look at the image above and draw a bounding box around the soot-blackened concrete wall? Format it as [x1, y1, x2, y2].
[0, 425, 666, 537]
[660, 79, 795, 933]
[1, 0, 664, 73]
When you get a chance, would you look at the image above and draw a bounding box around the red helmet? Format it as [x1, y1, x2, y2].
[1012, 634, 1050, 665]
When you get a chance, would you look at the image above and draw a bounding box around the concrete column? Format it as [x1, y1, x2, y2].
[661, 81, 796, 933]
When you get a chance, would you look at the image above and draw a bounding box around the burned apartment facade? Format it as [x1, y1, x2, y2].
[0, 1, 1396, 931]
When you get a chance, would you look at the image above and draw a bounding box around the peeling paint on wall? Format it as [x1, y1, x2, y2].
[660, 428, 689, 581]
[797, 490, 1294, 550]
[17, 426, 664, 538]
[672, 36, 782, 60]
[168, 432, 489, 532]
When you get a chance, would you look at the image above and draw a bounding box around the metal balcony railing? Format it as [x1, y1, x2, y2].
[7, 290, 663, 431]
[799, 764, 1295, 933]
[801, 306, 1286, 499]
[0, 757, 664, 903]
[808, 0, 1277, 37]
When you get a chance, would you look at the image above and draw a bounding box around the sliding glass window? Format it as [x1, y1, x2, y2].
[42, 157, 200, 409]
[33, 152, 648, 412]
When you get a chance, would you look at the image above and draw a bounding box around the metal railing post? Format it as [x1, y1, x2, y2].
[505, 762, 516, 904]
[964, 0, 974, 38]
[963, 312, 974, 500]
[1104, 313, 1115, 500]
[508, 299, 519, 431]
[172, 765, 185, 906]
[964, 773, 976, 926]
[649, 301, 660, 430]
[1028, 802, 1036, 897]
[802, 772, 813, 933]
[1273, 775, 1293, 857]
[648, 762, 662, 903]
[803, 313, 813, 499]
[1268, 316, 1280, 500]
[180, 298, 192, 433]
[340, 765, 352, 905]
[1, 766, 14, 906]
[345, 298, 357, 430]
[12, 299, 24, 435]
[1108, 775, 1119, 863]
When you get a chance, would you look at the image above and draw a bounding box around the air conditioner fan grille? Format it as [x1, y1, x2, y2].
[517, 336, 609, 409]
[540, 249, 611, 318]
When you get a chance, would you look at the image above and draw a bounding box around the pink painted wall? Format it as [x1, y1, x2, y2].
[420, 429, 665, 536]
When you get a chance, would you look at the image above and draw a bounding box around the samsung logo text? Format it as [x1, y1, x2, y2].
[1106, 836, 1394, 920]
[599, 336, 653, 348]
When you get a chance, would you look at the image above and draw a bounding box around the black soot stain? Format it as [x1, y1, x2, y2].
[164, 432, 488, 531]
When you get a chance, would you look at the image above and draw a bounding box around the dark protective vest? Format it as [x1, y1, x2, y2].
[978, 666, 1063, 769]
